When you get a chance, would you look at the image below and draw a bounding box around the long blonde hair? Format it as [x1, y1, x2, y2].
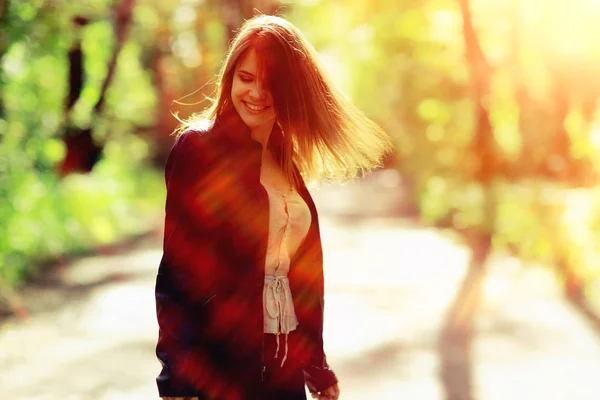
[176, 14, 393, 184]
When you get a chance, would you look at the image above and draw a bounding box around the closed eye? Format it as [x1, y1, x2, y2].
[238, 73, 253, 83]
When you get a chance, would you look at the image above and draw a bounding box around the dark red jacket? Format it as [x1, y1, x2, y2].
[155, 117, 337, 399]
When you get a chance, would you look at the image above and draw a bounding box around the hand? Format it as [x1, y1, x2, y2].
[310, 383, 340, 400]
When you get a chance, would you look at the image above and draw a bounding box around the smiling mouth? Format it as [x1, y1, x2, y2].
[243, 101, 269, 113]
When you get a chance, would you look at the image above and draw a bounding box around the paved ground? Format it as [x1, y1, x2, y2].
[2, 170, 600, 400]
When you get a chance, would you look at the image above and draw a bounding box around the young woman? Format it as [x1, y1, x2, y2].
[155, 14, 392, 400]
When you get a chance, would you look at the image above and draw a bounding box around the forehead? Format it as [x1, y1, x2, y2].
[236, 48, 263, 76]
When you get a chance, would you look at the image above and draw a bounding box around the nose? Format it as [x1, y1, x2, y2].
[249, 81, 266, 101]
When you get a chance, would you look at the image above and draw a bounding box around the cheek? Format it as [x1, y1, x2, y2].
[231, 79, 245, 99]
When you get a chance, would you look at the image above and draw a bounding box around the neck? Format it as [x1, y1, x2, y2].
[250, 120, 276, 150]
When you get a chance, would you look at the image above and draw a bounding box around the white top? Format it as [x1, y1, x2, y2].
[262, 184, 311, 338]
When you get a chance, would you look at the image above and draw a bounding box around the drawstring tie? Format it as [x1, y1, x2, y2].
[265, 275, 292, 367]
[274, 333, 289, 367]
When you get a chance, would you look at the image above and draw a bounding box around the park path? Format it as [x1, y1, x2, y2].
[1, 170, 600, 400]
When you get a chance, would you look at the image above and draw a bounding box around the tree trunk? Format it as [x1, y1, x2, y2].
[59, 0, 137, 176]
[438, 1, 496, 399]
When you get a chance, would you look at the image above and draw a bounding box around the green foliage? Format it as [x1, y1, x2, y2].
[2, 0, 600, 306]
[0, 0, 164, 288]
[287, 0, 600, 300]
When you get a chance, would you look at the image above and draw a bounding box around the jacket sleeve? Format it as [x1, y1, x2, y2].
[292, 212, 338, 393]
[155, 130, 243, 400]
[300, 267, 338, 393]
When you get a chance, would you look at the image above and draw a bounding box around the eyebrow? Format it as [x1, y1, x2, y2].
[237, 69, 256, 77]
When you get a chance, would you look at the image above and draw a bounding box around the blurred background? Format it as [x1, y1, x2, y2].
[1, 0, 600, 399]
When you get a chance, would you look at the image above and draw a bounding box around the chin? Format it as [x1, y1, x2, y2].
[245, 118, 271, 129]
[232, 102, 274, 129]
[239, 112, 273, 128]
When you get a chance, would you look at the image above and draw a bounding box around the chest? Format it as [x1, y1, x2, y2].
[259, 152, 291, 193]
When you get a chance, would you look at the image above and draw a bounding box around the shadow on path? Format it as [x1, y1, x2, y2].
[5, 338, 158, 399]
[0, 229, 162, 322]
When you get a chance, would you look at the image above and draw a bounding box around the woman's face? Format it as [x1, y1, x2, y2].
[231, 49, 276, 130]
